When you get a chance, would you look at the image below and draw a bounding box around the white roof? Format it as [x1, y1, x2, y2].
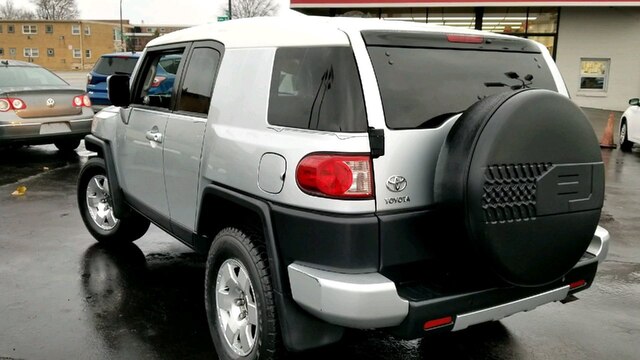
[147, 15, 516, 49]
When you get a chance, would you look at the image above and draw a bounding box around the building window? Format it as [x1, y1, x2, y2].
[0, 48, 3, 55]
[22, 24, 37, 34]
[8, 24, 15, 33]
[71, 24, 80, 35]
[24, 48, 39, 57]
[85, 49, 91, 58]
[73, 49, 81, 58]
[579, 59, 610, 92]
[46, 24, 54, 33]
[84, 26, 91, 35]
[47, 48, 55, 56]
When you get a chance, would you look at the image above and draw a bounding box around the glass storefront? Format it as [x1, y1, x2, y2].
[298, 7, 560, 57]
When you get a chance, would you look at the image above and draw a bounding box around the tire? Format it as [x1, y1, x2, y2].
[620, 120, 633, 152]
[54, 138, 81, 151]
[435, 89, 604, 286]
[77, 157, 150, 244]
[205, 227, 281, 360]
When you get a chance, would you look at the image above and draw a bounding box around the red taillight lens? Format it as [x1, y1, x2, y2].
[0, 98, 27, 111]
[296, 154, 373, 199]
[423, 316, 453, 330]
[73, 94, 92, 108]
[151, 76, 166, 87]
[569, 280, 587, 290]
[446, 34, 484, 44]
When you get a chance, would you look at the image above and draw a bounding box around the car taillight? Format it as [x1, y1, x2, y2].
[296, 154, 373, 199]
[0, 98, 27, 112]
[151, 76, 166, 87]
[446, 34, 484, 44]
[73, 94, 92, 107]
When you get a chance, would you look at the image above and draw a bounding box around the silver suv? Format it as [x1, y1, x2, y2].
[77, 16, 610, 359]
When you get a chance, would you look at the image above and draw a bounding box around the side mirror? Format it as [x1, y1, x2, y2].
[629, 98, 640, 106]
[107, 74, 131, 107]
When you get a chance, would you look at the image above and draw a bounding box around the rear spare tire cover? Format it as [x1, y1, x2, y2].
[435, 89, 604, 286]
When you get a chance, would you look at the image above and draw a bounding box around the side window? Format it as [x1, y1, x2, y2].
[176, 47, 220, 115]
[133, 50, 184, 109]
[268, 47, 367, 133]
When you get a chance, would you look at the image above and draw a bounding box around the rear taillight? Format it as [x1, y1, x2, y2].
[446, 34, 484, 44]
[151, 76, 166, 87]
[73, 94, 92, 108]
[296, 154, 373, 199]
[0, 98, 27, 112]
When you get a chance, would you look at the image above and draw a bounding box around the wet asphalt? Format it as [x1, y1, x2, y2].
[0, 98, 638, 358]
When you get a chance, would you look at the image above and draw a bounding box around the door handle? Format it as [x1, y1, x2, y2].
[145, 129, 163, 143]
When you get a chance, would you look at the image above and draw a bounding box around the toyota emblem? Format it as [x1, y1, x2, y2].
[46, 98, 55, 108]
[386, 175, 407, 192]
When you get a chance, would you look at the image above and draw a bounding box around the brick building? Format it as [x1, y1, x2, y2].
[0, 20, 188, 70]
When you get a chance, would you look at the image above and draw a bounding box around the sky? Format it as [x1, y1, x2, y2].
[10, 0, 292, 25]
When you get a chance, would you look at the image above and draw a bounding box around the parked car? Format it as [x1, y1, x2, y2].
[77, 17, 609, 360]
[0, 59, 93, 151]
[87, 52, 140, 112]
[619, 97, 640, 151]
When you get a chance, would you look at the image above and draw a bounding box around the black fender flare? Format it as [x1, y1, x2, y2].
[83, 134, 128, 219]
[197, 184, 344, 352]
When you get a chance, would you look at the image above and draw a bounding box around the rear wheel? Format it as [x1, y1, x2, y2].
[205, 227, 282, 360]
[54, 138, 81, 152]
[77, 157, 150, 244]
[620, 120, 633, 152]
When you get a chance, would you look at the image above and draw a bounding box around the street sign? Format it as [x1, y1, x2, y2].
[217, 16, 229, 22]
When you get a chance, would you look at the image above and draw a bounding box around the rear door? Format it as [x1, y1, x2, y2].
[116, 45, 188, 228]
[164, 41, 222, 236]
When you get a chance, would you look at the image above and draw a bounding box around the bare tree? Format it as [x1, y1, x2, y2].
[31, 0, 79, 20]
[0, 0, 36, 19]
[223, 0, 279, 19]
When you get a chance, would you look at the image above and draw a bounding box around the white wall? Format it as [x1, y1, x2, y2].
[556, 7, 640, 111]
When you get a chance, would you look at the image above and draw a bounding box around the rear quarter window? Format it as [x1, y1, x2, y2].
[268, 47, 367, 133]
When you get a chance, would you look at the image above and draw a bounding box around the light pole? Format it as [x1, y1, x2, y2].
[228, 0, 232, 19]
[120, 0, 124, 51]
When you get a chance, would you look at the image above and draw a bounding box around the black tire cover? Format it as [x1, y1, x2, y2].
[435, 89, 604, 286]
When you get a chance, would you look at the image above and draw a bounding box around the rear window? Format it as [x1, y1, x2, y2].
[93, 56, 138, 76]
[364, 33, 558, 129]
[0, 66, 67, 87]
[268, 47, 367, 133]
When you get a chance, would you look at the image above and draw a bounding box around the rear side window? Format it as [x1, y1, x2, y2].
[93, 56, 138, 75]
[268, 47, 367, 133]
[366, 36, 558, 129]
[176, 47, 220, 114]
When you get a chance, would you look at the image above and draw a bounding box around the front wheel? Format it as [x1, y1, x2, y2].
[77, 157, 150, 244]
[205, 228, 282, 360]
[620, 121, 634, 152]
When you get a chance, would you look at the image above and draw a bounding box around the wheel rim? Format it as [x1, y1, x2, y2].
[86, 175, 119, 231]
[215, 258, 258, 356]
[621, 123, 627, 143]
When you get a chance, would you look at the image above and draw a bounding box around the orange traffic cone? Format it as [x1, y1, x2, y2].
[600, 112, 617, 149]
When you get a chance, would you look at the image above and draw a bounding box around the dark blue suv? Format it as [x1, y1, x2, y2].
[87, 52, 140, 112]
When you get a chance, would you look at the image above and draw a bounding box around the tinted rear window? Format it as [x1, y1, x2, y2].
[93, 56, 138, 75]
[268, 47, 367, 133]
[365, 35, 557, 129]
[0, 66, 67, 87]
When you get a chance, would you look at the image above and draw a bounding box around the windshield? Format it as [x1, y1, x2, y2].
[93, 56, 138, 75]
[0, 66, 68, 87]
[367, 46, 558, 129]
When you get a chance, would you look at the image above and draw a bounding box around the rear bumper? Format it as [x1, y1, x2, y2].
[0, 117, 92, 145]
[287, 226, 609, 335]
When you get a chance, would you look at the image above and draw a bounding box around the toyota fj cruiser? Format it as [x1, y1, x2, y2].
[77, 16, 610, 359]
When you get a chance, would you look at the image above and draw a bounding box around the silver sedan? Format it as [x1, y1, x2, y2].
[0, 59, 94, 151]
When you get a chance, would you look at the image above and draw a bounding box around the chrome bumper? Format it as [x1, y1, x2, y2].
[287, 226, 609, 330]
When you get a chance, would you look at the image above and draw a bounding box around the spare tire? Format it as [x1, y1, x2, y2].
[434, 89, 604, 287]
